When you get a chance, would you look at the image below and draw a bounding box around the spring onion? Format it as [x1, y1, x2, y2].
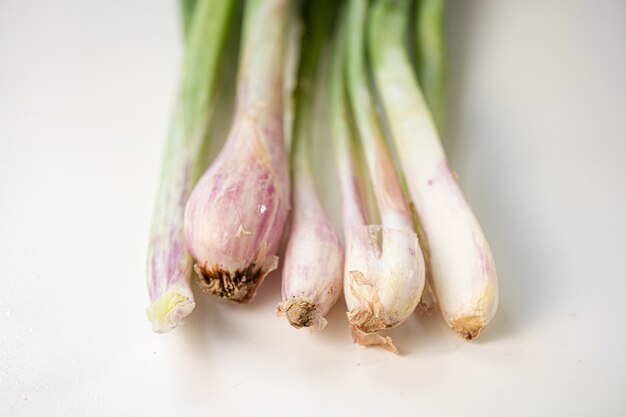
[277, 0, 343, 330]
[414, 0, 447, 129]
[184, 0, 291, 303]
[181, 0, 198, 43]
[334, 0, 426, 353]
[369, 0, 498, 339]
[145, 0, 236, 333]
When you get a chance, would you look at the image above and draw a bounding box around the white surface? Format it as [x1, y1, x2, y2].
[1, 0, 626, 416]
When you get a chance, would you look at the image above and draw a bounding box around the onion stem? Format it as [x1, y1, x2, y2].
[146, 0, 236, 333]
[332, 0, 426, 353]
[414, 0, 447, 129]
[277, 0, 343, 330]
[369, 0, 498, 340]
[184, 0, 291, 303]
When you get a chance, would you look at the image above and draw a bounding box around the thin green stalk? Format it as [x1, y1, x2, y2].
[181, 0, 198, 43]
[345, 0, 412, 231]
[330, 8, 367, 237]
[291, 0, 336, 170]
[415, 0, 447, 129]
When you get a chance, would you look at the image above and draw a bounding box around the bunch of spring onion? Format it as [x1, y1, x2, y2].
[146, 0, 498, 347]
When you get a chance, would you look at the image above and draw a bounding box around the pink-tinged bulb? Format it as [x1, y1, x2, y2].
[277, 172, 344, 330]
[184, 114, 289, 303]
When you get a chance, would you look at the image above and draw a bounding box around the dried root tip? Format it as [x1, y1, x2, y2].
[347, 306, 398, 353]
[416, 300, 434, 315]
[347, 308, 391, 333]
[350, 327, 398, 354]
[195, 256, 278, 304]
[451, 314, 485, 340]
[346, 272, 399, 333]
[146, 290, 196, 334]
[416, 282, 437, 316]
[276, 298, 328, 331]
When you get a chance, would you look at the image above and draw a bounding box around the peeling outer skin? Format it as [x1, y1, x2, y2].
[350, 327, 398, 354]
[346, 273, 399, 332]
[276, 298, 328, 331]
[342, 225, 423, 353]
[346, 270, 402, 353]
[195, 255, 278, 303]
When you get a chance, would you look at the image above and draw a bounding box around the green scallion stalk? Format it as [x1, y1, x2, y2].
[414, 0, 447, 129]
[181, 0, 198, 43]
[146, 0, 236, 333]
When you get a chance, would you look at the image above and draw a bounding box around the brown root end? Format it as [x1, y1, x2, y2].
[194, 262, 269, 304]
[284, 300, 315, 328]
[350, 327, 398, 354]
[277, 299, 327, 330]
[451, 314, 485, 340]
[347, 308, 390, 333]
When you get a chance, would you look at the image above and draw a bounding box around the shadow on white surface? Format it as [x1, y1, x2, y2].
[174, 266, 480, 359]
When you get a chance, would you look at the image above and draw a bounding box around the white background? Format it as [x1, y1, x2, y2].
[1, 0, 625, 416]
